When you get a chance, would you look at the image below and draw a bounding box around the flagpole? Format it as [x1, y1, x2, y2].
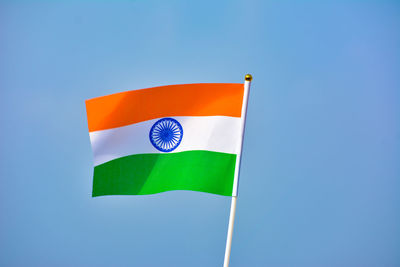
[223, 74, 252, 267]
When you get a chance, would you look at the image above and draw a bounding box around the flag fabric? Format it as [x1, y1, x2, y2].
[86, 83, 246, 197]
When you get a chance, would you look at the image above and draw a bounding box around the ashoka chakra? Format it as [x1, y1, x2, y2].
[149, 118, 183, 152]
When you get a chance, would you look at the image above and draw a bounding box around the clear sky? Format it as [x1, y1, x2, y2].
[1, 1, 399, 266]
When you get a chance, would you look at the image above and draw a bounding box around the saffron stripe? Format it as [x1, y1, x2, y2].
[85, 83, 244, 132]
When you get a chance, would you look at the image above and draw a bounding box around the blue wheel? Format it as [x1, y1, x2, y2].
[149, 118, 183, 152]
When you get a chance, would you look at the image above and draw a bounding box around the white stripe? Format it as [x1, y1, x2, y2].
[89, 116, 242, 166]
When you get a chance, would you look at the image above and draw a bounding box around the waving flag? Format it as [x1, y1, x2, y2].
[86, 83, 247, 197]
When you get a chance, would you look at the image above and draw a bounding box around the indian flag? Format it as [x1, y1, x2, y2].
[86, 81, 250, 197]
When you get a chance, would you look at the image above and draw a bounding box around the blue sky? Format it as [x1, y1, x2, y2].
[1, 1, 399, 266]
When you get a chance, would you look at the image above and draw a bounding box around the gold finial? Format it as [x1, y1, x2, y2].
[245, 74, 253, 81]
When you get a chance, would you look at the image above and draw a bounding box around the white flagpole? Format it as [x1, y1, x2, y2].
[223, 74, 252, 267]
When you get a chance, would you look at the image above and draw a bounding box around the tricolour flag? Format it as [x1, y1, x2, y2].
[86, 82, 249, 197]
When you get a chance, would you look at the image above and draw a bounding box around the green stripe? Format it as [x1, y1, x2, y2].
[92, 150, 236, 197]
